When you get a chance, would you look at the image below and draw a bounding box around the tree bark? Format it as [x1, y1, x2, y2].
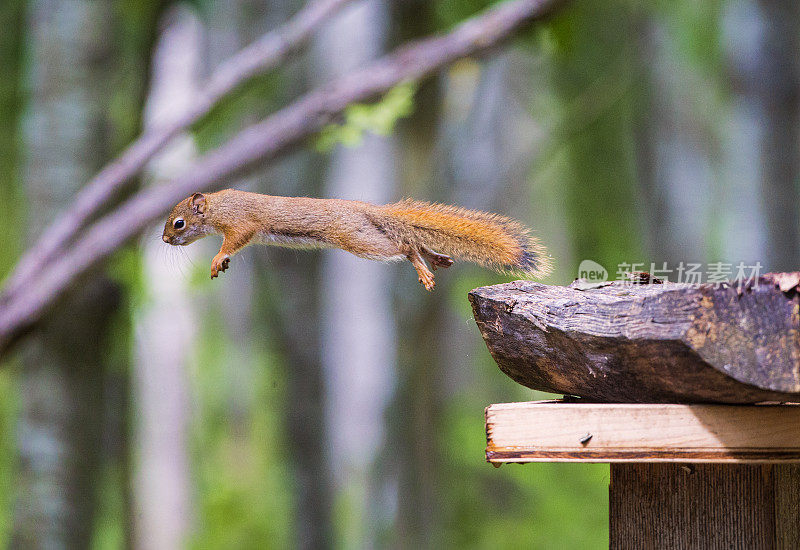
[550, 0, 642, 270]
[0, 0, 25, 274]
[389, 2, 443, 545]
[12, 1, 119, 545]
[259, 18, 334, 545]
[261, 214, 335, 549]
[203, 0, 267, 496]
[315, 1, 398, 546]
[754, 0, 800, 272]
[133, 7, 200, 548]
[470, 275, 800, 403]
[633, 18, 717, 265]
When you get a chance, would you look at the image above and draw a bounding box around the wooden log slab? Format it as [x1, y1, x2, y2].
[468, 273, 800, 403]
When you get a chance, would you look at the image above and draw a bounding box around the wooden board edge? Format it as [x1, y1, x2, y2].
[486, 449, 800, 464]
[485, 401, 800, 464]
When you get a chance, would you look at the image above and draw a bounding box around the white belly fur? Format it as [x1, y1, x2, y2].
[255, 232, 405, 262]
[256, 232, 333, 250]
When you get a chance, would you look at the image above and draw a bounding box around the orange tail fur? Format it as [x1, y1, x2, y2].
[381, 200, 552, 277]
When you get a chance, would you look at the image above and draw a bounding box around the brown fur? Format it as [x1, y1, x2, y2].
[163, 189, 552, 290]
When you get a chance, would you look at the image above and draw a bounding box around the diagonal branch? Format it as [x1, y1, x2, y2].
[1, 0, 353, 301]
[0, 0, 564, 356]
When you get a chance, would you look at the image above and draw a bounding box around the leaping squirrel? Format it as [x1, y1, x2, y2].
[162, 190, 551, 290]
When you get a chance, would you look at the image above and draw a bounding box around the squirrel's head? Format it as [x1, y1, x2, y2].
[162, 193, 211, 246]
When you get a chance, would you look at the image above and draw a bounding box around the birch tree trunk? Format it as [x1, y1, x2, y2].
[12, 0, 118, 546]
[313, 1, 398, 546]
[718, 1, 772, 269]
[133, 6, 202, 548]
[717, 0, 800, 272]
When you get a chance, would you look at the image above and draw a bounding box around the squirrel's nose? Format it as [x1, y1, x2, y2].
[162, 235, 170, 243]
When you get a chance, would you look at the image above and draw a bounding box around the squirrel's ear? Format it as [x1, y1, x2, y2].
[189, 193, 206, 214]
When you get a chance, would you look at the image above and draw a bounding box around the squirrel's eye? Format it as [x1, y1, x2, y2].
[173, 218, 185, 230]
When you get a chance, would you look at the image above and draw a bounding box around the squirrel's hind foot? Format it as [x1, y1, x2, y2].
[402, 245, 437, 291]
[421, 247, 453, 271]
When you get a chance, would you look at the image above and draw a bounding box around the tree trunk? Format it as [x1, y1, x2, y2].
[133, 6, 201, 548]
[261, 221, 335, 549]
[754, 0, 800, 272]
[0, 0, 25, 275]
[313, 1, 398, 546]
[634, 17, 717, 265]
[257, 7, 334, 542]
[12, 1, 118, 545]
[389, 2, 443, 546]
[550, 0, 643, 270]
[204, 0, 265, 452]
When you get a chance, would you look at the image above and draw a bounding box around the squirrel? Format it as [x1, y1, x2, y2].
[162, 189, 551, 290]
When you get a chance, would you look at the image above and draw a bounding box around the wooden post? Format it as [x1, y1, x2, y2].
[610, 463, 800, 549]
[485, 402, 800, 549]
[473, 276, 800, 548]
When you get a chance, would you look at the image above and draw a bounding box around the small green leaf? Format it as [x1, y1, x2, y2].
[313, 81, 418, 151]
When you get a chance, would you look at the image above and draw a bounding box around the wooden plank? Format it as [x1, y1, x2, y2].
[486, 401, 800, 463]
[609, 463, 800, 549]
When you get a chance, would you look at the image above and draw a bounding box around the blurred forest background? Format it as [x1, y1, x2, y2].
[0, 0, 798, 548]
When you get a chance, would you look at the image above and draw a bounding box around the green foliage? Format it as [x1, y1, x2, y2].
[315, 82, 417, 152]
[0, 0, 25, 278]
[434, 0, 497, 30]
[537, 0, 645, 269]
[189, 298, 293, 550]
[193, 71, 287, 153]
[649, 0, 725, 72]
[438, 395, 608, 549]
[0, 369, 19, 548]
[91, 462, 128, 550]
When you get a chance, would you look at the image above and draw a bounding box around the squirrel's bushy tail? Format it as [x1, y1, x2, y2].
[381, 200, 552, 277]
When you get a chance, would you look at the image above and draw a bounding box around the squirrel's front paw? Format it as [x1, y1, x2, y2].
[210, 254, 230, 279]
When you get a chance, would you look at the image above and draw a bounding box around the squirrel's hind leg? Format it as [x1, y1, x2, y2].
[420, 247, 453, 271]
[402, 245, 436, 291]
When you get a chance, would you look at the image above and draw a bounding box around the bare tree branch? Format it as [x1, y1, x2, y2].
[0, 0, 563, 355]
[1, 0, 353, 301]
